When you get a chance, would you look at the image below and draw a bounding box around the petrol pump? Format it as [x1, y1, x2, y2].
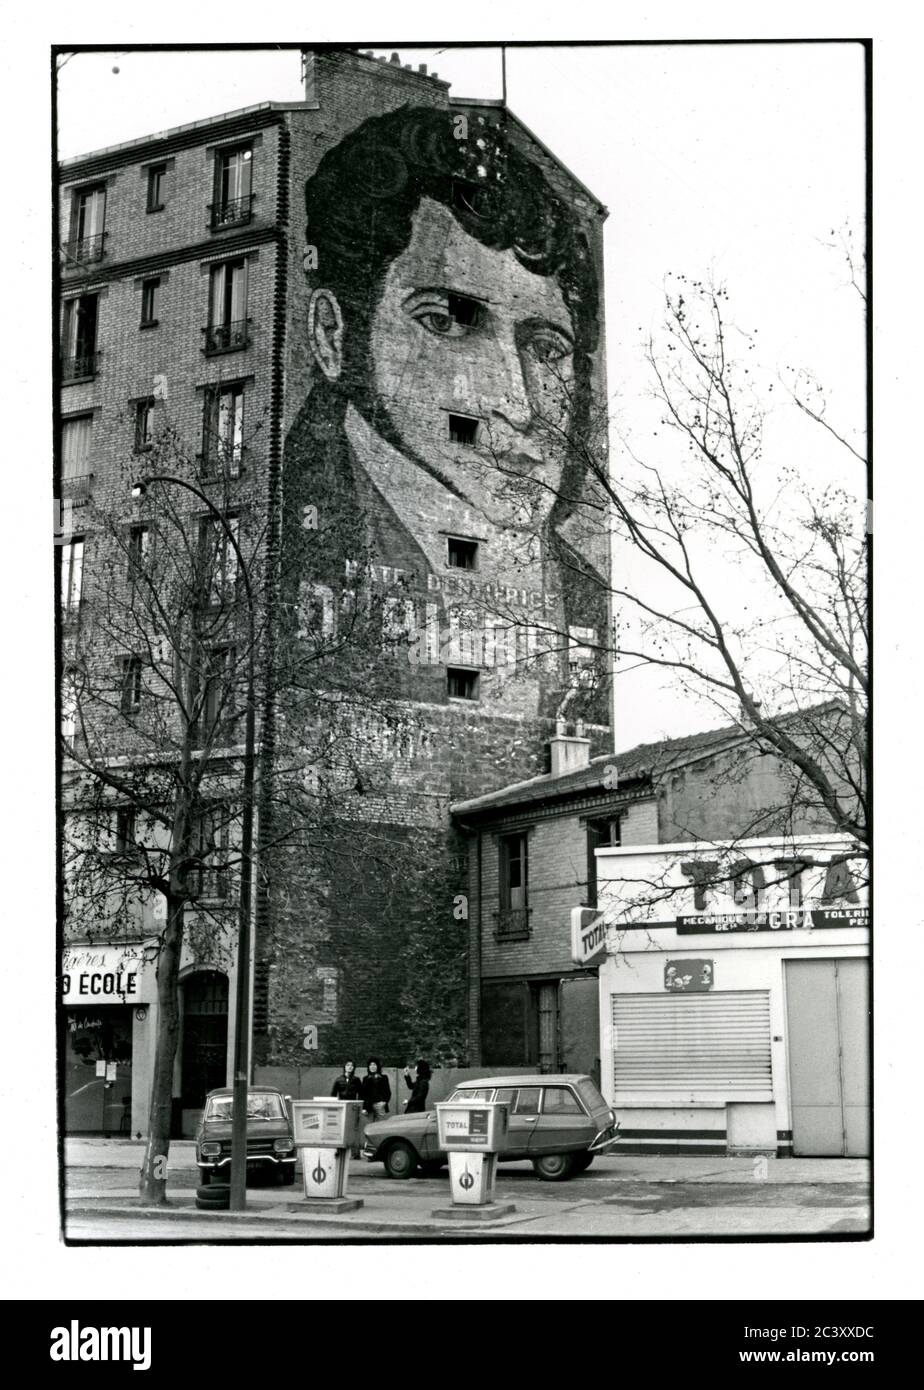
[433, 1100, 516, 1220]
[290, 1099, 364, 1211]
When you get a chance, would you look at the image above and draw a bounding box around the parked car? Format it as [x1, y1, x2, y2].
[362, 1074, 619, 1181]
[195, 1087, 297, 1185]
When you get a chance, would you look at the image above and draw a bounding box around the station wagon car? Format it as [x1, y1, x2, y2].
[195, 1087, 297, 1185]
[362, 1074, 619, 1181]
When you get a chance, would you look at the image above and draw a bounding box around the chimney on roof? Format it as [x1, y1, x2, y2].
[548, 719, 591, 779]
[418, 63, 428, 75]
[390, 52, 401, 64]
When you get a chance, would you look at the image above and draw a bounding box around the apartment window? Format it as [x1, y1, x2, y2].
[448, 413, 479, 446]
[447, 536, 478, 570]
[211, 146, 253, 229]
[203, 383, 244, 475]
[205, 259, 249, 353]
[497, 831, 531, 939]
[67, 184, 107, 264]
[134, 398, 155, 452]
[62, 415, 93, 479]
[198, 646, 237, 745]
[127, 524, 150, 581]
[199, 514, 240, 606]
[146, 163, 167, 212]
[140, 278, 161, 327]
[586, 816, 621, 909]
[447, 667, 479, 701]
[120, 657, 143, 715]
[115, 808, 136, 855]
[61, 295, 99, 381]
[60, 537, 84, 614]
[192, 806, 230, 900]
[61, 669, 78, 748]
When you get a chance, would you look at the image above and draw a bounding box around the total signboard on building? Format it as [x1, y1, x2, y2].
[578, 835, 869, 1158]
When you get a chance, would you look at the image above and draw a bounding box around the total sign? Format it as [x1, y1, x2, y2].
[571, 907, 609, 966]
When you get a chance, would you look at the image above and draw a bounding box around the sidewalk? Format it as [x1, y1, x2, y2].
[64, 1142, 871, 1239]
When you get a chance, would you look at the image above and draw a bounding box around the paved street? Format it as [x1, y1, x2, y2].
[64, 1140, 870, 1240]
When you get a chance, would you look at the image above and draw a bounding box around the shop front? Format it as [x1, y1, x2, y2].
[61, 943, 155, 1135]
[580, 835, 869, 1157]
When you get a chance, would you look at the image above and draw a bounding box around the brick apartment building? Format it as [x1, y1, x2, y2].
[58, 49, 611, 1134]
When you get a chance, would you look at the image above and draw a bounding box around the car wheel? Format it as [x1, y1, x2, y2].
[532, 1152, 576, 1182]
[572, 1153, 594, 1173]
[383, 1140, 419, 1180]
[195, 1183, 230, 1210]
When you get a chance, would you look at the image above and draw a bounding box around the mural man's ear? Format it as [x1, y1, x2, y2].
[308, 288, 345, 381]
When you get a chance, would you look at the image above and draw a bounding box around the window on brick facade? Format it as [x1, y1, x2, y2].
[192, 805, 231, 900]
[62, 414, 94, 478]
[140, 277, 161, 326]
[586, 816, 621, 908]
[448, 413, 478, 445]
[447, 536, 478, 569]
[61, 667, 78, 748]
[127, 524, 150, 581]
[68, 184, 107, 263]
[202, 383, 244, 475]
[134, 398, 155, 452]
[60, 536, 84, 613]
[197, 645, 238, 746]
[199, 514, 240, 607]
[447, 667, 478, 700]
[500, 832, 528, 913]
[120, 656, 143, 715]
[212, 146, 253, 229]
[205, 259, 249, 353]
[61, 295, 99, 380]
[146, 163, 167, 212]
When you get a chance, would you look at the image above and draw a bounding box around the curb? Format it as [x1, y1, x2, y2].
[65, 1202, 529, 1236]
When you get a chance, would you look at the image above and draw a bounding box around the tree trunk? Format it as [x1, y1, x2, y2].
[139, 894, 184, 1202]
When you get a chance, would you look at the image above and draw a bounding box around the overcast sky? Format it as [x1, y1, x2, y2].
[56, 44, 865, 750]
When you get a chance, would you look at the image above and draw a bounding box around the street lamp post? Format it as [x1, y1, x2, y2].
[133, 475, 257, 1212]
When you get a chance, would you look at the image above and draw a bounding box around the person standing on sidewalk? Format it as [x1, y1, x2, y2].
[403, 1059, 431, 1113]
[331, 1060, 363, 1156]
[361, 1058, 391, 1123]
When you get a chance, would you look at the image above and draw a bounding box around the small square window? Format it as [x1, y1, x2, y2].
[448, 414, 478, 446]
[447, 536, 478, 570]
[147, 164, 167, 212]
[447, 667, 479, 700]
[140, 278, 160, 327]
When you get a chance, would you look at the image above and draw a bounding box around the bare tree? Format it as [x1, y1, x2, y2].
[60, 405, 414, 1201]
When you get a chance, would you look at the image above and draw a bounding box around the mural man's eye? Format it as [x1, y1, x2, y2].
[526, 332, 572, 364]
[417, 311, 459, 336]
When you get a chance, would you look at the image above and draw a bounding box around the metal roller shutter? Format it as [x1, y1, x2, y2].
[612, 991, 772, 1099]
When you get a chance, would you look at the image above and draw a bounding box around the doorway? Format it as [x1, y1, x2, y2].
[784, 958, 869, 1156]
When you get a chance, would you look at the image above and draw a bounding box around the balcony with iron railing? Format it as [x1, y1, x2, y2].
[493, 907, 532, 941]
[61, 351, 100, 383]
[61, 232, 107, 267]
[61, 472, 94, 502]
[208, 195, 255, 231]
[202, 319, 251, 355]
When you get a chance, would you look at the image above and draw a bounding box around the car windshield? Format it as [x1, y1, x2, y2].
[207, 1093, 285, 1120]
[575, 1078, 608, 1113]
[448, 1089, 493, 1103]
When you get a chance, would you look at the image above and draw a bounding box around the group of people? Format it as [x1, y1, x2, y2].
[330, 1058, 433, 1154]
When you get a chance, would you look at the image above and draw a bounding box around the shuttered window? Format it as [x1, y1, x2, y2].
[611, 991, 772, 1100]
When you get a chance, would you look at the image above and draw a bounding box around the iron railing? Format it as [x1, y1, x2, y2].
[62, 352, 99, 382]
[62, 232, 107, 266]
[208, 195, 254, 230]
[202, 319, 250, 354]
[493, 907, 532, 941]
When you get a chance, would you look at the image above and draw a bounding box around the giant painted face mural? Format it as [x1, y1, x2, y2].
[283, 104, 605, 717]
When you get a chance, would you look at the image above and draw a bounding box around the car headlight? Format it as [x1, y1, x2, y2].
[273, 1139, 295, 1153]
[200, 1142, 221, 1157]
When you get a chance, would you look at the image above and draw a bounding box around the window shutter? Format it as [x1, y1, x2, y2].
[611, 991, 772, 1100]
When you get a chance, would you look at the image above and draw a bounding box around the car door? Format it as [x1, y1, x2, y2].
[494, 1086, 542, 1158]
[529, 1085, 592, 1156]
